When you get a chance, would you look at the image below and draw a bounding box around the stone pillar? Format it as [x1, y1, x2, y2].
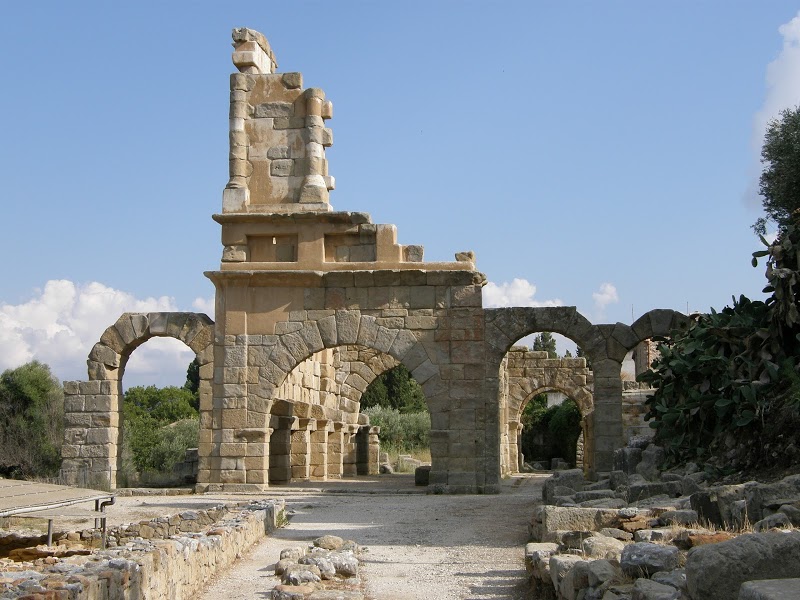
[269, 416, 295, 483]
[367, 426, 381, 476]
[342, 425, 359, 477]
[355, 426, 369, 476]
[217, 335, 249, 487]
[327, 423, 345, 479]
[507, 420, 520, 475]
[516, 422, 525, 472]
[290, 418, 315, 481]
[590, 358, 624, 477]
[61, 380, 120, 491]
[310, 419, 330, 481]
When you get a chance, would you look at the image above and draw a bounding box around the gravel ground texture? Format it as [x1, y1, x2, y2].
[55, 473, 546, 599]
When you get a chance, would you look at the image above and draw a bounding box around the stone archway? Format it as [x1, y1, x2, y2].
[61, 312, 214, 490]
[499, 346, 594, 474]
[197, 310, 454, 492]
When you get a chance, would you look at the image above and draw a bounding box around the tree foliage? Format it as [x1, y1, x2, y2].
[122, 385, 199, 474]
[360, 365, 426, 413]
[532, 332, 558, 358]
[0, 361, 64, 478]
[641, 216, 800, 468]
[363, 406, 430, 453]
[184, 358, 200, 395]
[520, 394, 582, 465]
[754, 106, 800, 235]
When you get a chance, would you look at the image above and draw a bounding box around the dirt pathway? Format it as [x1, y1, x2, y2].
[197, 473, 545, 600]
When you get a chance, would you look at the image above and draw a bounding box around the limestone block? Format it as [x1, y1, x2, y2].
[222, 245, 247, 262]
[254, 102, 294, 118]
[282, 72, 302, 89]
[271, 159, 293, 176]
[89, 343, 119, 367]
[686, 532, 800, 600]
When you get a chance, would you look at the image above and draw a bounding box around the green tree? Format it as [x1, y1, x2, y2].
[754, 106, 800, 235]
[532, 332, 557, 358]
[184, 358, 200, 394]
[575, 346, 592, 370]
[0, 361, 64, 478]
[360, 365, 426, 413]
[123, 385, 198, 423]
[121, 385, 199, 477]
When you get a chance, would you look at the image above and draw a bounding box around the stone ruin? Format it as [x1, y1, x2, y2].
[59, 28, 689, 493]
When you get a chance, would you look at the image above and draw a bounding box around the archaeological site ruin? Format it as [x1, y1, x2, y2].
[59, 28, 689, 494]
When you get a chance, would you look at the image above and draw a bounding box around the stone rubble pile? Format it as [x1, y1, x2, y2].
[0, 499, 283, 599]
[270, 534, 364, 600]
[526, 439, 800, 599]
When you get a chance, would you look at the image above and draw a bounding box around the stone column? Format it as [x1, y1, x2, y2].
[269, 416, 295, 483]
[355, 426, 370, 476]
[310, 419, 330, 481]
[342, 425, 359, 477]
[217, 335, 249, 488]
[590, 358, 624, 477]
[61, 380, 120, 491]
[290, 418, 315, 481]
[327, 422, 345, 479]
[507, 420, 520, 475]
[367, 426, 381, 476]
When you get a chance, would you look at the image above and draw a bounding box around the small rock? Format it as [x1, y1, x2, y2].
[600, 527, 633, 541]
[280, 547, 305, 561]
[754, 512, 791, 532]
[272, 584, 316, 600]
[631, 577, 680, 600]
[582, 535, 626, 560]
[313, 535, 344, 551]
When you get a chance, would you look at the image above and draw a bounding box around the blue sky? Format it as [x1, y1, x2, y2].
[1, 2, 799, 387]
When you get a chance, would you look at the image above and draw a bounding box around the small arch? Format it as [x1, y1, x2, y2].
[60, 312, 214, 490]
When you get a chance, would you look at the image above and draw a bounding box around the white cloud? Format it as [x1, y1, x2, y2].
[747, 11, 800, 209]
[0, 280, 195, 388]
[592, 282, 619, 318]
[483, 278, 563, 308]
[192, 295, 215, 318]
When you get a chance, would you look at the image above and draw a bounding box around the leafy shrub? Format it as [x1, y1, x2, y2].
[641, 219, 800, 468]
[363, 406, 430, 453]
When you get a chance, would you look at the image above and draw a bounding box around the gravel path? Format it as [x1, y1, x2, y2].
[196, 473, 546, 600]
[78, 474, 544, 599]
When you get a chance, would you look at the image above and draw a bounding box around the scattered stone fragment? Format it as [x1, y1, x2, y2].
[313, 536, 344, 551]
[631, 577, 680, 600]
[621, 543, 679, 577]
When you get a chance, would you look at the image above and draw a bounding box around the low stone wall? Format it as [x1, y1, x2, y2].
[0, 499, 284, 599]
